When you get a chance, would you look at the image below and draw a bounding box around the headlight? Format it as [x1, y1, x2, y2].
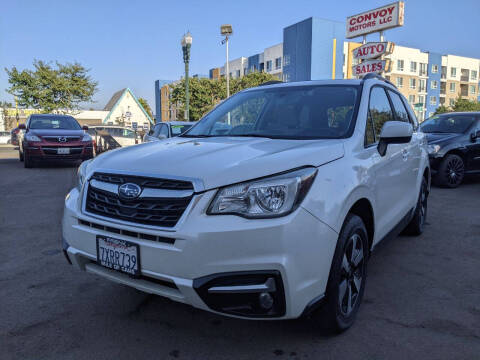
[82, 133, 92, 142]
[427, 144, 441, 154]
[25, 134, 41, 142]
[207, 167, 317, 218]
[76, 160, 91, 191]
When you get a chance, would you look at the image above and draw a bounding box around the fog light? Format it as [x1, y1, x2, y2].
[259, 292, 274, 310]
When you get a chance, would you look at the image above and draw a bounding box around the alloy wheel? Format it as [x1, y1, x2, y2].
[339, 233, 365, 316]
[445, 157, 464, 186]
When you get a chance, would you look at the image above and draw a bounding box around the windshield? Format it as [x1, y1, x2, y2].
[171, 124, 192, 136]
[183, 85, 359, 139]
[420, 114, 476, 133]
[29, 116, 81, 130]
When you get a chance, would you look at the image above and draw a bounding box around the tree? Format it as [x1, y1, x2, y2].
[138, 97, 153, 120]
[5, 60, 98, 113]
[170, 72, 280, 121]
[434, 97, 480, 115]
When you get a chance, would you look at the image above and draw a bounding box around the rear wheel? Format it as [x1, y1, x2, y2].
[437, 154, 464, 188]
[19, 148, 24, 162]
[313, 214, 368, 333]
[24, 152, 33, 168]
[403, 177, 428, 236]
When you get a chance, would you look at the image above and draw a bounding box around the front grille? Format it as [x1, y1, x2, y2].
[91, 172, 194, 190]
[85, 182, 192, 228]
[43, 136, 81, 143]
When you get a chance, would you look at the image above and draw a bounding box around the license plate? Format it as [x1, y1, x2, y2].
[57, 147, 70, 154]
[96, 235, 140, 277]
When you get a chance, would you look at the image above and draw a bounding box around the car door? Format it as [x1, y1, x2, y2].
[387, 90, 420, 205]
[365, 86, 413, 244]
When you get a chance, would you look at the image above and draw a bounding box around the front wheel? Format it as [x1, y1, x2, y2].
[403, 177, 428, 236]
[313, 214, 368, 333]
[24, 153, 33, 168]
[437, 154, 465, 188]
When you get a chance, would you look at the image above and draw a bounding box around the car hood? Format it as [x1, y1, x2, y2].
[424, 132, 461, 144]
[30, 129, 85, 137]
[89, 137, 345, 190]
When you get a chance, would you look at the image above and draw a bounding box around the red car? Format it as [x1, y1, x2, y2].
[18, 114, 94, 168]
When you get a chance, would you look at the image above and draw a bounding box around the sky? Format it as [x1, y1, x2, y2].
[1, 0, 480, 112]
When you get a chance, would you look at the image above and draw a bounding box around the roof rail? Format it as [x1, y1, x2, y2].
[361, 73, 395, 87]
[259, 80, 284, 86]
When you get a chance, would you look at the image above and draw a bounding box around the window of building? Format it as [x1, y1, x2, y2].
[236, 70, 241, 78]
[409, 95, 415, 104]
[470, 85, 476, 94]
[449, 82, 456, 93]
[449, 98, 455, 107]
[471, 70, 478, 81]
[418, 95, 425, 105]
[229, 72, 232, 78]
[441, 66, 447, 79]
[266, 60, 272, 72]
[388, 91, 411, 123]
[420, 63, 427, 76]
[283, 54, 290, 66]
[419, 79, 426, 92]
[244, 67, 247, 75]
[283, 73, 290, 82]
[275, 57, 282, 70]
[430, 96, 437, 105]
[410, 61, 417, 72]
[397, 60, 404, 71]
[431, 80, 438, 89]
[396, 77, 403, 88]
[410, 78, 416, 89]
[432, 64, 439, 73]
[450, 67, 456, 77]
[260, 63, 264, 72]
[366, 87, 395, 146]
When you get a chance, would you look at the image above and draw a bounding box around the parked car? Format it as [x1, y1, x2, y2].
[0, 131, 11, 144]
[420, 112, 480, 188]
[143, 121, 194, 142]
[10, 127, 21, 146]
[63, 75, 430, 333]
[87, 126, 140, 147]
[18, 114, 94, 168]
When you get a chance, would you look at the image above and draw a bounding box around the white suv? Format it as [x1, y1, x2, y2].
[62, 75, 430, 332]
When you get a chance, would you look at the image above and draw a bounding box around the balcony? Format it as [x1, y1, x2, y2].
[460, 69, 469, 82]
[460, 76, 469, 82]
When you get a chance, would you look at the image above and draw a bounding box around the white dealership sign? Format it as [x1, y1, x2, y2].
[352, 59, 391, 77]
[353, 42, 395, 60]
[346, 2, 404, 39]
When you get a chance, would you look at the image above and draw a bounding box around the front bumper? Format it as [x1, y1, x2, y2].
[62, 187, 338, 319]
[26, 143, 94, 161]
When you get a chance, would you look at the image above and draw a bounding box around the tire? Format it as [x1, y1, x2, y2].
[437, 154, 465, 188]
[19, 148, 24, 162]
[24, 153, 33, 168]
[403, 177, 428, 236]
[313, 214, 368, 333]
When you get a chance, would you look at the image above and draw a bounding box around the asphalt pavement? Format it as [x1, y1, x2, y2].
[1, 144, 479, 360]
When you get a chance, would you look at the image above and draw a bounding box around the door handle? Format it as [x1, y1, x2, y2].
[402, 148, 409, 161]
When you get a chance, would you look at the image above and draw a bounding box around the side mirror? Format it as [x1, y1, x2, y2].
[18, 124, 26, 130]
[377, 121, 413, 157]
[157, 134, 167, 140]
[471, 130, 480, 141]
[82, 125, 89, 131]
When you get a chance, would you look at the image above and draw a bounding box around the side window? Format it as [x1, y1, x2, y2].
[160, 124, 169, 137]
[387, 90, 410, 123]
[367, 87, 394, 144]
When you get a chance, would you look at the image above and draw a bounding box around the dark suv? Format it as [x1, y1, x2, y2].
[18, 114, 94, 168]
[420, 112, 480, 187]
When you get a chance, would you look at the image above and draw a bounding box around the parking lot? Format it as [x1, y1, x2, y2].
[0, 144, 479, 360]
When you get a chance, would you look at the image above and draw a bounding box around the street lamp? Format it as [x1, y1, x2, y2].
[181, 32, 193, 121]
[221, 24, 233, 98]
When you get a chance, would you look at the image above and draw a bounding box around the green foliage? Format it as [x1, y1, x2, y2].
[137, 97, 153, 120]
[5, 60, 98, 112]
[434, 97, 480, 115]
[170, 72, 280, 121]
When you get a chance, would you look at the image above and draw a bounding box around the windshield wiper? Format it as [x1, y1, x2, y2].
[179, 134, 214, 138]
[227, 133, 274, 139]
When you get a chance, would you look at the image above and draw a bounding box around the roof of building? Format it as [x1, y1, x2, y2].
[103, 88, 126, 111]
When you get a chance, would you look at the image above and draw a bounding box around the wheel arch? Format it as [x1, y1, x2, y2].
[347, 198, 375, 252]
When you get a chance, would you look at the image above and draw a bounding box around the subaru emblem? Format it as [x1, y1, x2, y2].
[118, 183, 142, 200]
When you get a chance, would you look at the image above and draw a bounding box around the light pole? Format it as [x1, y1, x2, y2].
[221, 24, 233, 98]
[181, 32, 192, 121]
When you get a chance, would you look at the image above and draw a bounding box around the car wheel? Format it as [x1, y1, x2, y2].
[24, 153, 33, 168]
[314, 214, 368, 333]
[403, 177, 428, 236]
[437, 154, 465, 188]
[19, 148, 24, 162]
